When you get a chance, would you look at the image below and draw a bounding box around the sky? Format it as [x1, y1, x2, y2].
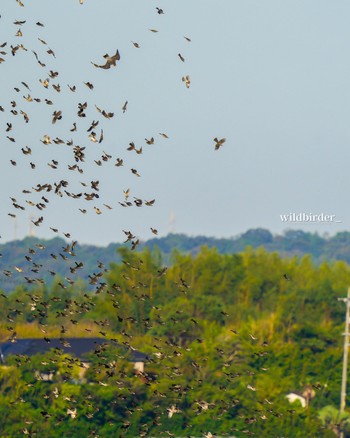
[0, 0, 349, 246]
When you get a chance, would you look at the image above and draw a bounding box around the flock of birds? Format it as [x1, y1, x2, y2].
[1, 1, 227, 290]
[0, 3, 286, 438]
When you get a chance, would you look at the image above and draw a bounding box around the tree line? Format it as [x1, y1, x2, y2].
[0, 245, 349, 436]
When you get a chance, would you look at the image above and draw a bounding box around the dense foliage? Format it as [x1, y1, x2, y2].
[0, 245, 350, 436]
[3, 229, 350, 292]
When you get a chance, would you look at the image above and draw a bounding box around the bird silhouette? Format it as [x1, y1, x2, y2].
[92, 50, 120, 69]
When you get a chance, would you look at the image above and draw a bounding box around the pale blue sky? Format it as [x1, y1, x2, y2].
[0, 0, 349, 245]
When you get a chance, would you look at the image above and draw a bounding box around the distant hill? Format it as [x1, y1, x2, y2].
[143, 228, 350, 262]
[1, 228, 350, 292]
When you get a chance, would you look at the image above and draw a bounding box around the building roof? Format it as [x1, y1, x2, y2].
[0, 338, 148, 363]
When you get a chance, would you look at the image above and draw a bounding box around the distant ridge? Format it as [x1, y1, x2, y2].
[1, 228, 350, 292]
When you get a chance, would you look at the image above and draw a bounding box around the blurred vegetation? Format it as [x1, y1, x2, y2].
[0, 245, 349, 436]
[3, 229, 350, 292]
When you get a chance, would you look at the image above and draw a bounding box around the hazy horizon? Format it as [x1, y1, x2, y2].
[0, 224, 345, 247]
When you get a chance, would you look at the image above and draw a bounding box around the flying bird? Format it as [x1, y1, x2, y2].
[92, 50, 120, 69]
[182, 75, 191, 88]
[214, 137, 226, 150]
[145, 137, 154, 145]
